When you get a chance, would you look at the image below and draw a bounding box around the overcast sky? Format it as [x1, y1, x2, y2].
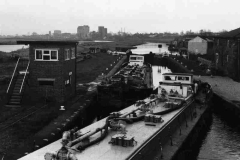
[0, 0, 239, 35]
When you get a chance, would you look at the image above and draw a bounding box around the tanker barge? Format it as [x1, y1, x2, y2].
[19, 72, 212, 160]
[97, 54, 153, 109]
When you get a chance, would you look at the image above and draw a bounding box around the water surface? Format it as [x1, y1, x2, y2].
[0, 45, 28, 52]
[197, 112, 240, 160]
[131, 42, 178, 55]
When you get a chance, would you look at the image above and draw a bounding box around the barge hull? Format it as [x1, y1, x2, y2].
[18, 97, 195, 160]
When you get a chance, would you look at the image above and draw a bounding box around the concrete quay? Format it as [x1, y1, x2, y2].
[194, 75, 240, 103]
[162, 56, 240, 117]
[194, 75, 240, 120]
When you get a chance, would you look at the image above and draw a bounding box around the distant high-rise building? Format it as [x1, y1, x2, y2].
[104, 28, 107, 37]
[98, 26, 107, 39]
[77, 25, 90, 39]
[53, 30, 61, 38]
[49, 31, 51, 36]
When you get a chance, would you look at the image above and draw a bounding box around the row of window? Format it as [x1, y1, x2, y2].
[35, 48, 75, 61]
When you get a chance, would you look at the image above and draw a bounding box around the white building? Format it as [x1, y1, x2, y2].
[188, 36, 213, 55]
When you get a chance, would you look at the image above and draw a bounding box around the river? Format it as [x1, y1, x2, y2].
[134, 42, 240, 160]
[0, 45, 29, 53]
[131, 42, 178, 55]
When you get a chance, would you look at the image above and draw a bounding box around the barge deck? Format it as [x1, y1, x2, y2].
[19, 95, 194, 160]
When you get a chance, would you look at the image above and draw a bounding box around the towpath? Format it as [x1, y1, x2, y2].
[194, 76, 240, 107]
[167, 56, 240, 108]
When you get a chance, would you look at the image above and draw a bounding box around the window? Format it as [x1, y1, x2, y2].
[178, 76, 189, 81]
[43, 50, 50, 60]
[164, 76, 176, 81]
[38, 78, 55, 86]
[65, 49, 70, 60]
[51, 51, 57, 60]
[137, 57, 143, 60]
[35, 49, 58, 61]
[65, 72, 72, 86]
[36, 50, 42, 60]
[71, 48, 75, 59]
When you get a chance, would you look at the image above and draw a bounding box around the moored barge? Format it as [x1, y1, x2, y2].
[19, 72, 212, 160]
[97, 54, 153, 109]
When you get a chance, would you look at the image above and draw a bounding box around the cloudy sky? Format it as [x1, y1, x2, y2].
[0, 0, 239, 35]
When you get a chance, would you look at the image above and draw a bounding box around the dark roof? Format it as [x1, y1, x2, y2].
[199, 36, 213, 42]
[189, 36, 213, 42]
[221, 27, 240, 37]
[17, 40, 79, 45]
[162, 73, 193, 76]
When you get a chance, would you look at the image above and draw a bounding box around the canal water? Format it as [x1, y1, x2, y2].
[131, 42, 178, 55]
[196, 110, 240, 160]
[133, 42, 240, 160]
[0, 45, 28, 52]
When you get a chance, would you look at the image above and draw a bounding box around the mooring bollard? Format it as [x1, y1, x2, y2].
[43, 139, 48, 142]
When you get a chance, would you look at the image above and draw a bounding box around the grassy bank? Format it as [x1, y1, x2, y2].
[0, 51, 122, 158]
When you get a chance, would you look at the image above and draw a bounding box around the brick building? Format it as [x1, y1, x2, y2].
[212, 36, 239, 79]
[188, 36, 213, 55]
[17, 40, 78, 103]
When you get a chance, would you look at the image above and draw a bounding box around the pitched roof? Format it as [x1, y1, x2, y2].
[189, 36, 213, 42]
[221, 27, 240, 37]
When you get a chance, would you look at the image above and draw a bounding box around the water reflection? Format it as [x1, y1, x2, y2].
[131, 42, 179, 55]
[152, 66, 171, 89]
[197, 112, 240, 160]
[0, 45, 28, 52]
[132, 42, 169, 55]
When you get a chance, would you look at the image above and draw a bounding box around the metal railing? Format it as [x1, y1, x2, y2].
[20, 60, 30, 93]
[6, 57, 20, 93]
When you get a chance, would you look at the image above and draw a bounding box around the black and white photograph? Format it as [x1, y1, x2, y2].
[0, 0, 240, 159]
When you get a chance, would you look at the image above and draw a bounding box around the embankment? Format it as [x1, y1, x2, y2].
[5, 55, 127, 160]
